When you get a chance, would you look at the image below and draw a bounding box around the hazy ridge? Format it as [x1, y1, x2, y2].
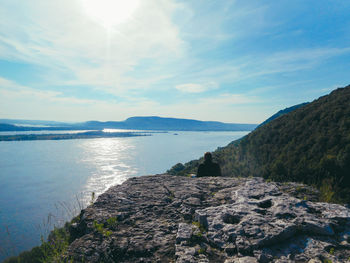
[0, 116, 257, 132]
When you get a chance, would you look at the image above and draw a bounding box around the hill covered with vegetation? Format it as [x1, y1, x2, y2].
[257, 102, 309, 128]
[169, 85, 350, 203]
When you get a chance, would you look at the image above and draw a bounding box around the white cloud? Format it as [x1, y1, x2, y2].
[254, 47, 350, 75]
[0, 77, 262, 122]
[175, 82, 218, 93]
[0, 0, 185, 92]
[0, 77, 98, 105]
[176, 46, 350, 87]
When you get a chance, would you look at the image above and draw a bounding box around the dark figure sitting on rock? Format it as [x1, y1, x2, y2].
[197, 152, 221, 177]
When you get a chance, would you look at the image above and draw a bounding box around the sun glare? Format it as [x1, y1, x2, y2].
[81, 0, 140, 28]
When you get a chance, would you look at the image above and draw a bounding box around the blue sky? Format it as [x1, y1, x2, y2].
[0, 0, 349, 123]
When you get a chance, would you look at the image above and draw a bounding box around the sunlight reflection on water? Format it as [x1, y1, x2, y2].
[79, 138, 137, 204]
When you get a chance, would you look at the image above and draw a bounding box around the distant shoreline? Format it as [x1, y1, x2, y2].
[0, 116, 258, 132]
[0, 131, 151, 141]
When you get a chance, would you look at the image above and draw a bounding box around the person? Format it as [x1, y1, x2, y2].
[197, 152, 221, 177]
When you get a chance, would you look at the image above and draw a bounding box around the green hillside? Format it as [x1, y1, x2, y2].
[257, 102, 309, 128]
[169, 85, 350, 203]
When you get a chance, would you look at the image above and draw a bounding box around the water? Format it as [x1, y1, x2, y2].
[0, 131, 248, 260]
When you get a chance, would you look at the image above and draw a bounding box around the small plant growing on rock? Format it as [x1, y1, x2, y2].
[106, 217, 118, 229]
[71, 214, 80, 224]
[93, 218, 118, 237]
[193, 231, 202, 239]
[329, 247, 334, 255]
[168, 191, 175, 200]
[319, 178, 336, 203]
[93, 220, 104, 234]
[198, 247, 206, 254]
[105, 230, 112, 238]
[93, 220, 112, 238]
[192, 221, 206, 233]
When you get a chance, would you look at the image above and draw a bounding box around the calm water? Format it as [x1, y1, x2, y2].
[0, 131, 248, 260]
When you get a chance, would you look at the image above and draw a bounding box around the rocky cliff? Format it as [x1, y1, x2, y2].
[64, 175, 350, 262]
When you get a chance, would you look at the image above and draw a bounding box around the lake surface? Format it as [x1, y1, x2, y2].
[0, 131, 248, 260]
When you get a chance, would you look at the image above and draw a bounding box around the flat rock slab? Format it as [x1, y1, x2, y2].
[64, 175, 350, 262]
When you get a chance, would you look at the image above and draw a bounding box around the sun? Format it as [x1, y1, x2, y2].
[81, 0, 140, 28]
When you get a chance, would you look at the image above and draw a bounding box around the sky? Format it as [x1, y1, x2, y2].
[0, 0, 349, 124]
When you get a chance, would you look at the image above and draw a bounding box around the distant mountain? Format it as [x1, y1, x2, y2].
[169, 85, 350, 203]
[258, 102, 309, 128]
[82, 116, 257, 131]
[0, 116, 257, 132]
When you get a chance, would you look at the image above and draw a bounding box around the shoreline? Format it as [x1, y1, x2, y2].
[0, 131, 152, 141]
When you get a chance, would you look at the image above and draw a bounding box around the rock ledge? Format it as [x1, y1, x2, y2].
[65, 175, 350, 262]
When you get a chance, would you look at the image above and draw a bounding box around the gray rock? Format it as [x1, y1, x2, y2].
[175, 243, 196, 263]
[63, 175, 350, 262]
[235, 257, 259, 263]
[176, 223, 193, 244]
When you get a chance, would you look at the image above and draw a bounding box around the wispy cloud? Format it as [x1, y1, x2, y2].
[175, 82, 218, 93]
[251, 47, 350, 76]
[172, 46, 350, 88]
[0, 77, 98, 105]
[0, 0, 185, 91]
[0, 76, 262, 122]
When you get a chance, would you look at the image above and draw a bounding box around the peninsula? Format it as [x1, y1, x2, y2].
[0, 131, 151, 141]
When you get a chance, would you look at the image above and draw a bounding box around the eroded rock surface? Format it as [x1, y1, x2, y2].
[65, 175, 350, 262]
